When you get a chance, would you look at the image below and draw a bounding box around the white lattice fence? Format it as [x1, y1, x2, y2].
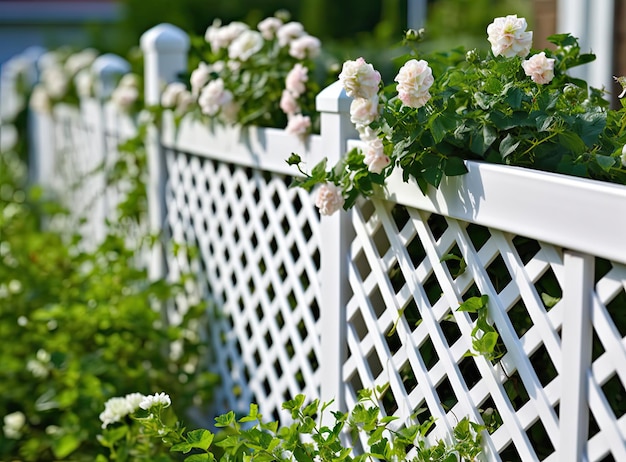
[341, 165, 626, 461]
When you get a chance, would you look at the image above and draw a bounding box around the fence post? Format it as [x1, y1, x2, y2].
[559, 250, 594, 461]
[90, 54, 131, 244]
[315, 80, 358, 410]
[140, 23, 189, 281]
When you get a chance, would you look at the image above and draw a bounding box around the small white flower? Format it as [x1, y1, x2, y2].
[161, 82, 187, 109]
[139, 392, 171, 410]
[41, 66, 69, 99]
[65, 48, 98, 75]
[3, 411, 26, 439]
[621, 144, 626, 167]
[111, 85, 139, 111]
[29, 85, 52, 113]
[190, 62, 212, 96]
[198, 79, 233, 116]
[277, 21, 305, 47]
[75, 69, 94, 98]
[257, 16, 283, 40]
[289, 34, 321, 60]
[208, 21, 250, 53]
[228, 30, 264, 61]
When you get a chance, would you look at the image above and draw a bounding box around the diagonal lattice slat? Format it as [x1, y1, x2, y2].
[164, 149, 323, 423]
[342, 197, 605, 461]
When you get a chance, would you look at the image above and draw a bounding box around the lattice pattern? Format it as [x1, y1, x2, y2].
[164, 149, 323, 423]
[342, 198, 626, 461]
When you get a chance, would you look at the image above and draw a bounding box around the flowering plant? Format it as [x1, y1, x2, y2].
[289, 15, 626, 215]
[99, 390, 486, 461]
[160, 12, 332, 136]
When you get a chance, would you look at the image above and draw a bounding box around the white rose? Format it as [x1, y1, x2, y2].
[338, 57, 381, 100]
[357, 125, 380, 142]
[315, 183, 344, 216]
[74, 69, 94, 98]
[111, 85, 138, 110]
[621, 144, 626, 167]
[394, 59, 434, 109]
[228, 30, 264, 61]
[161, 82, 187, 108]
[29, 85, 51, 113]
[198, 79, 233, 116]
[190, 62, 212, 96]
[65, 48, 98, 75]
[289, 34, 321, 60]
[350, 96, 380, 126]
[258, 16, 283, 40]
[363, 138, 390, 174]
[41, 66, 69, 99]
[487, 15, 533, 58]
[522, 52, 555, 84]
[277, 21, 305, 47]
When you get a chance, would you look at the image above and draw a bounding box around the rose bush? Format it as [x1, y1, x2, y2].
[160, 12, 336, 136]
[289, 14, 626, 215]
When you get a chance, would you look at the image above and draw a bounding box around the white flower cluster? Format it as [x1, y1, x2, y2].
[30, 48, 99, 113]
[139, 392, 171, 410]
[339, 57, 389, 175]
[111, 74, 140, 112]
[3, 411, 26, 439]
[187, 15, 321, 131]
[99, 392, 146, 428]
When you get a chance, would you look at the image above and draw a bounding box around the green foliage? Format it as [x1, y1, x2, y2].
[0, 137, 217, 460]
[100, 391, 485, 461]
[291, 24, 626, 212]
[457, 295, 504, 362]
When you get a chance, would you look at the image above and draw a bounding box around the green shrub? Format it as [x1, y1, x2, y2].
[0, 148, 217, 460]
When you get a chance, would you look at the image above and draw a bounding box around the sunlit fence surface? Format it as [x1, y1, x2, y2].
[7, 22, 626, 461]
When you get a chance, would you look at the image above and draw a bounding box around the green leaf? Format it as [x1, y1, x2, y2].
[470, 124, 497, 156]
[458, 295, 489, 312]
[443, 156, 468, 176]
[52, 433, 82, 459]
[595, 154, 616, 172]
[184, 454, 213, 462]
[499, 134, 521, 159]
[541, 292, 561, 308]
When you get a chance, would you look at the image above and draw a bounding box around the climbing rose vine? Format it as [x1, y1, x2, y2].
[289, 15, 626, 215]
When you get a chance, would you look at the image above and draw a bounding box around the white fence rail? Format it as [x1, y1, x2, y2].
[7, 22, 626, 461]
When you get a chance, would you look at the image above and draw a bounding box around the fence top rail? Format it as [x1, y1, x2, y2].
[161, 112, 323, 177]
[379, 158, 626, 265]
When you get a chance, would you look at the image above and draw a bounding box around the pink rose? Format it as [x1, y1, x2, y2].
[286, 113, 311, 138]
[338, 57, 381, 100]
[285, 63, 308, 97]
[487, 15, 533, 58]
[349, 96, 380, 126]
[394, 59, 434, 109]
[522, 52, 555, 84]
[277, 21, 305, 47]
[280, 89, 300, 115]
[363, 138, 390, 174]
[198, 79, 233, 116]
[315, 183, 344, 216]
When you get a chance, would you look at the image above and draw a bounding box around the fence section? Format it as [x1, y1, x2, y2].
[12, 22, 626, 461]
